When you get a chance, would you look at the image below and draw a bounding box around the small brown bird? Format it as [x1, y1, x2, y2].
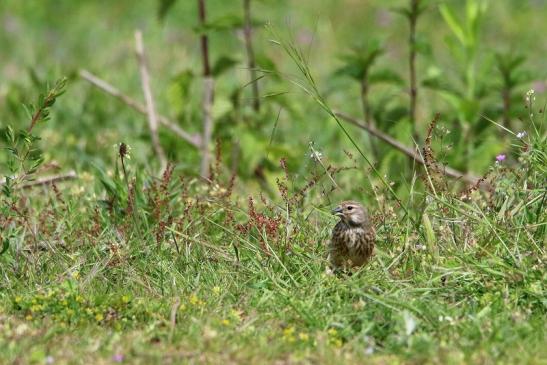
[328, 201, 375, 272]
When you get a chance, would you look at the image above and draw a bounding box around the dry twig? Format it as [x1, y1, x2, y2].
[198, 0, 214, 177]
[168, 296, 181, 343]
[135, 30, 167, 173]
[0, 170, 78, 189]
[79, 70, 201, 148]
[334, 111, 480, 185]
[408, 0, 420, 141]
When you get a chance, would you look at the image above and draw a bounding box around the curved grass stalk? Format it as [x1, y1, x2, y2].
[267, 25, 409, 216]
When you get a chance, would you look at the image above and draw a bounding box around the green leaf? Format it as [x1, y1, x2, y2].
[194, 14, 247, 34]
[335, 41, 384, 81]
[167, 70, 194, 115]
[422, 213, 438, 261]
[0, 237, 9, 255]
[391, 6, 411, 19]
[334, 63, 365, 81]
[93, 163, 121, 201]
[158, 0, 178, 20]
[5, 126, 15, 144]
[369, 68, 404, 85]
[2, 178, 12, 197]
[422, 74, 460, 96]
[255, 53, 280, 79]
[239, 130, 266, 176]
[439, 4, 466, 46]
[414, 35, 432, 56]
[212, 56, 240, 77]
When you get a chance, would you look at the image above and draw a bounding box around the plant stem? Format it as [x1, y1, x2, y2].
[502, 88, 511, 130]
[409, 0, 419, 142]
[360, 76, 379, 159]
[135, 30, 168, 174]
[201, 76, 214, 177]
[243, 0, 260, 112]
[198, 0, 211, 77]
[27, 109, 43, 133]
[198, 0, 214, 177]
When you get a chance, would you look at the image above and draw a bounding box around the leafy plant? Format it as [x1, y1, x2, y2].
[422, 0, 495, 171]
[0, 77, 67, 255]
[335, 40, 403, 128]
[495, 51, 533, 129]
[393, 0, 430, 140]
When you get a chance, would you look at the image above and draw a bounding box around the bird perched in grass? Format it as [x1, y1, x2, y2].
[328, 200, 375, 273]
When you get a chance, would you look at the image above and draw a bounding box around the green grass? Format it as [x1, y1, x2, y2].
[1, 1, 546, 364]
[1, 126, 545, 364]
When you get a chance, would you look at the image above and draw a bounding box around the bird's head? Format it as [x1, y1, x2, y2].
[332, 201, 369, 226]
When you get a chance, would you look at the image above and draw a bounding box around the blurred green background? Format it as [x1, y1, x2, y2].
[1, 0, 545, 200]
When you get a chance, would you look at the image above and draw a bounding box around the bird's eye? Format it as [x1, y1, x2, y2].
[347, 206, 353, 211]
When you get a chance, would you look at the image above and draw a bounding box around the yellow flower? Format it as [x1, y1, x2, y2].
[299, 332, 309, 341]
[283, 326, 295, 336]
[70, 185, 85, 196]
[212, 286, 221, 295]
[95, 313, 104, 321]
[14, 296, 22, 304]
[230, 309, 243, 322]
[331, 338, 343, 348]
[221, 319, 231, 326]
[189, 294, 204, 306]
[80, 172, 94, 183]
[189, 294, 199, 305]
[121, 295, 130, 304]
[283, 326, 297, 342]
[30, 304, 42, 313]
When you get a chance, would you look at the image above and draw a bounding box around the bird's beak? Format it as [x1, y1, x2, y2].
[331, 206, 343, 216]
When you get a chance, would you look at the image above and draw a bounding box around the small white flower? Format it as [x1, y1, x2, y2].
[362, 336, 375, 355]
[404, 311, 417, 336]
[309, 150, 323, 162]
[525, 89, 535, 102]
[516, 131, 527, 139]
[438, 315, 455, 325]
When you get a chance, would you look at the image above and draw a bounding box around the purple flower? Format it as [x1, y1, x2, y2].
[496, 154, 506, 162]
[45, 356, 54, 365]
[112, 354, 124, 363]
